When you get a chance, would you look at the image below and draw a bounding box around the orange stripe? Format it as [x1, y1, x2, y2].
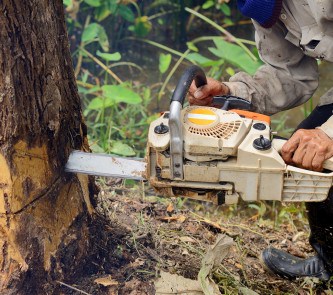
[230, 109, 270, 124]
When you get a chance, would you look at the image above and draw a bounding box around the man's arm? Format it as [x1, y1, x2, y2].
[188, 20, 333, 171]
[224, 21, 319, 115]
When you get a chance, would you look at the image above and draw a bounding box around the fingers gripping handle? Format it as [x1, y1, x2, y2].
[169, 66, 207, 180]
[170, 65, 207, 105]
[272, 138, 333, 171]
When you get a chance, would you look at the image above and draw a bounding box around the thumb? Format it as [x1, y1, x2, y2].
[193, 78, 227, 99]
[193, 84, 211, 99]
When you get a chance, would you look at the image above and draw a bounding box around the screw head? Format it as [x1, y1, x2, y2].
[174, 172, 181, 178]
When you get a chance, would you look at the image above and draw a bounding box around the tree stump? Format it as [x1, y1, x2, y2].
[0, 1, 96, 293]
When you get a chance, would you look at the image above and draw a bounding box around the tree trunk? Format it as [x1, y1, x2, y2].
[0, 1, 96, 293]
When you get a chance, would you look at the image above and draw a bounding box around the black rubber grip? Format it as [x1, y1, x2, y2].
[170, 65, 207, 106]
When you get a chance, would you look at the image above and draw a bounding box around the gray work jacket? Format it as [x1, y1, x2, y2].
[224, 0, 333, 137]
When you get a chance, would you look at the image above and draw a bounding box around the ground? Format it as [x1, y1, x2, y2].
[59, 178, 333, 295]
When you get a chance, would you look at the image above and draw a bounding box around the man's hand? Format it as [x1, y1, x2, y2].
[188, 77, 229, 106]
[282, 129, 333, 172]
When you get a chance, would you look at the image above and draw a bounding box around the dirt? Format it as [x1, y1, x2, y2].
[59, 179, 333, 295]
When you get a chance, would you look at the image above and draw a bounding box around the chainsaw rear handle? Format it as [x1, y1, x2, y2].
[272, 138, 333, 171]
[169, 66, 207, 180]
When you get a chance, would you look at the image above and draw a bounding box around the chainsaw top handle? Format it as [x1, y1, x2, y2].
[169, 65, 207, 181]
[170, 65, 207, 105]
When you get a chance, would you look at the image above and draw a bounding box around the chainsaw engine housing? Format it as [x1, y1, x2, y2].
[146, 106, 333, 204]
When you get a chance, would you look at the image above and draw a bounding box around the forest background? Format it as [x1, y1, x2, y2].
[57, 1, 333, 293]
[62, 0, 317, 218]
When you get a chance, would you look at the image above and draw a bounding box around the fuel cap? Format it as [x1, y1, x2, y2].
[253, 135, 271, 151]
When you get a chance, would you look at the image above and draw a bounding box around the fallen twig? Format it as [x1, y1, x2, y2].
[57, 281, 92, 295]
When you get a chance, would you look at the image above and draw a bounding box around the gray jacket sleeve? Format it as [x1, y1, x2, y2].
[224, 21, 319, 116]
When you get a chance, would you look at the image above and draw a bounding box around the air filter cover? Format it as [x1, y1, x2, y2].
[182, 106, 251, 160]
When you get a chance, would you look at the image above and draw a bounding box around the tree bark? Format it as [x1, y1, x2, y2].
[0, 1, 95, 293]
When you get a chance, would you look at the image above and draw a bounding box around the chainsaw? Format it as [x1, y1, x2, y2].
[66, 66, 333, 205]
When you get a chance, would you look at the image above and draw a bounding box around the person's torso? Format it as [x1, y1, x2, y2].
[280, 0, 333, 61]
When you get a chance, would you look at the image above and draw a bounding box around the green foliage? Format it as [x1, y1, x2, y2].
[271, 111, 294, 138]
[82, 82, 156, 156]
[102, 85, 142, 104]
[208, 39, 263, 75]
[82, 22, 109, 51]
[129, 16, 152, 38]
[64, 0, 266, 158]
[159, 53, 172, 74]
[202, 0, 231, 17]
[96, 50, 122, 61]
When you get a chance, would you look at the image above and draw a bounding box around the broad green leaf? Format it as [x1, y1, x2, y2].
[201, 60, 224, 67]
[87, 97, 104, 110]
[202, 0, 214, 9]
[111, 141, 136, 156]
[118, 5, 135, 22]
[90, 143, 105, 153]
[159, 53, 172, 74]
[94, 0, 117, 21]
[106, 0, 118, 13]
[187, 53, 224, 68]
[209, 39, 262, 75]
[82, 23, 100, 43]
[133, 16, 152, 37]
[96, 50, 122, 61]
[81, 23, 103, 43]
[87, 96, 114, 110]
[82, 23, 109, 51]
[102, 85, 142, 104]
[84, 0, 101, 7]
[220, 3, 231, 16]
[95, 6, 111, 21]
[97, 26, 109, 51]
[86, 86, 102, 94]
[187, 53, 214, 66]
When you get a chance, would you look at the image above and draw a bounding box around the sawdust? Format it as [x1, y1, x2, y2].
[59, 180, 333, 294]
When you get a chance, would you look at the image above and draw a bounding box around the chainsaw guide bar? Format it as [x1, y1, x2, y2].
[65, 151, 146, 180]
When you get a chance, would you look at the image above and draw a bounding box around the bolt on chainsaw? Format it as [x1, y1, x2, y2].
[66, 66, 333, 205]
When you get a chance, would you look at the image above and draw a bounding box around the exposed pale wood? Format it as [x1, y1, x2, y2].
[0, 1, 95, 293]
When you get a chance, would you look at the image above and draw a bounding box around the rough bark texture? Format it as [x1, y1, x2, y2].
[0, 1, 95, 293]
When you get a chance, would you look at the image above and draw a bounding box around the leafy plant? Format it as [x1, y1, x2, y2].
[202, 0, 232, 23]
[63, 0, 263, 157]
[82, 82, 157, 156]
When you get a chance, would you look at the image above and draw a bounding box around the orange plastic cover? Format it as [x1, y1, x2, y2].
[230, 109, 270, 124]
